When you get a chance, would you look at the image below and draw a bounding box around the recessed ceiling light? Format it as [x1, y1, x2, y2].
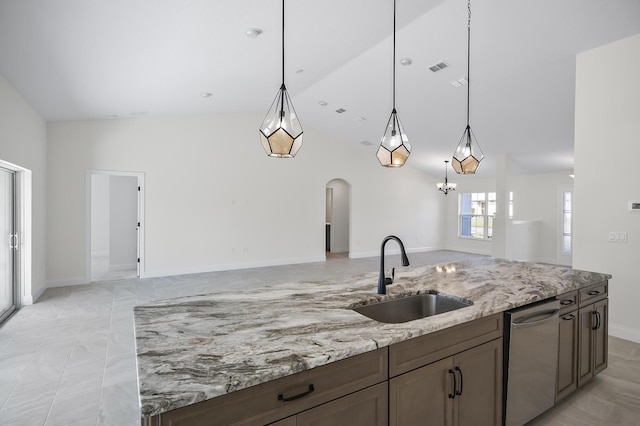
[107, 115, 118, 119]
[400, 57, 413, 66]
[245, 28, 263, 38]
[336, 108, 346, 113]
[201, 92, 213, 98]
[429, 61, 449, 72]
[318, 101, 328, 106]
[295, 69, 304, 74]
[360, 140, 373, 146]
[355, 116, 366, 122]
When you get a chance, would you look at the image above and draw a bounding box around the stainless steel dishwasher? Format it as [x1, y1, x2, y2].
[504, 298, 560, 426]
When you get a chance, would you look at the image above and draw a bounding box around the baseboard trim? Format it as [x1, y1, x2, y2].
[350, 246, 441, 259]
[143, 256, 327, 279]
[609, 322, 640, 344]
[46, 277, 89, 288]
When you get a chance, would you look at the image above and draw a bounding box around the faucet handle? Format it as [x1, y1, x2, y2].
[384, 267, 396, 285]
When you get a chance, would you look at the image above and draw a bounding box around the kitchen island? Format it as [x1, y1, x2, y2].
[134, 258, 611, 424]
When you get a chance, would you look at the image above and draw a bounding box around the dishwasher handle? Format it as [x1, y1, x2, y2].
[511, 309, 560, 329]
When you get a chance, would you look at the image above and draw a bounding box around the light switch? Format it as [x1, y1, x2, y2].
[608, 232, 628, 243]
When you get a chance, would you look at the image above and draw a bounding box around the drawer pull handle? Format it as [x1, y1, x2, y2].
[278, 384, 315, 402]
[587, 290, 601, 296]
[560, 300, 574, 306]
[562, 314, 575, 321]
[455, 366, 464, 396]
[448, 369, 457, 399]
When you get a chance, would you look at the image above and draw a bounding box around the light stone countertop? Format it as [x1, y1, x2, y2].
[134, 258, 611, 417]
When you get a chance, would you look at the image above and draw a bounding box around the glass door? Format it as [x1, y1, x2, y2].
[0, 167, 16, 324]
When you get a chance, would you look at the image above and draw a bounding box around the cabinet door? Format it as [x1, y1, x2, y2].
[577, 306, 594, 387]
[593, 299, 608, 376]
[296, 382, 387, 426]
[390, 357, 455, 426]
[556, 311, 578, 401]
[454, 338, 502, 426]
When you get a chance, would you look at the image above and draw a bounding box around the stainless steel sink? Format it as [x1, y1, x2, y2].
[353, 291, 473, 323]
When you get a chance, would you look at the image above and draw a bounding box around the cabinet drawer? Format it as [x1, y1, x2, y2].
[579, 282, 608, 307]
[556, 290, 578, 315]
[389, 313, 502, 377]
[155, 348, 388, 426]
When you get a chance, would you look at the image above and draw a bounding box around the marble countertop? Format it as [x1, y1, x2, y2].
[134, 258, 611, 417]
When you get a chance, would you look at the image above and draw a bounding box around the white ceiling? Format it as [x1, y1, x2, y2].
[1, 0, 639, 177]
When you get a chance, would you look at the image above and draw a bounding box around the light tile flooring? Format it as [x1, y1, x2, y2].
[0, 250, 638, 425]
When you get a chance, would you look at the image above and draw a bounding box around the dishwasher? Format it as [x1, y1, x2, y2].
[504, 298, 560, 426]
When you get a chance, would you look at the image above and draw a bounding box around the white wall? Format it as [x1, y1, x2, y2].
[0, 73, 47, 303]
[508, 172, 574, 264]
[443, 172, 574, 263]
[90, 174, 110, 257]
[46, 113, 445, 283]
[326, 178, 349, 253]
[574, 33, 640, 343]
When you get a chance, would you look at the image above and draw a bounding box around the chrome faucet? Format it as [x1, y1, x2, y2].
[378, 235, 410, 295]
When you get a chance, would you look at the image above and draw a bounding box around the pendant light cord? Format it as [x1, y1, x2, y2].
[281, 0, 285, 86]
[466, 0, 471, 127]
[392, 0, 397, 110]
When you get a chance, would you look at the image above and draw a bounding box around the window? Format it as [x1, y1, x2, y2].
[459, 192, 496, 239]
[561, 191, 572, 255]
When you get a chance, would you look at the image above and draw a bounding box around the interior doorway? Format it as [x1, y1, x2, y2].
[88, 171, 144, 282]
[325, 179, 350, 256]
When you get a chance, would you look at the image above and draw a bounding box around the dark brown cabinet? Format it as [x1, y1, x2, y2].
[270, 383, 387, 426]
[295, 382, 387, 426]
[556, 310, 579, 400]
[389, 338, 502, 426]
[149, 348, 388, 426]
[578, 298, 608, 387]
[556, 281, 608, 399]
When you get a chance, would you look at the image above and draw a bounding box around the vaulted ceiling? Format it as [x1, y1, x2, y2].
[1, 0, 639, 176]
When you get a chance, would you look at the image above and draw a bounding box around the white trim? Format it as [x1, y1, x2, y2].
[46, 277, 89, 288]
[143, 256, 327, 279]
[556, 184, 573, 265]
[609, 322, 640, 344]
[0, 159, 32, 306]
[349, 246, 443, 259]
[86, 170, 145, 283]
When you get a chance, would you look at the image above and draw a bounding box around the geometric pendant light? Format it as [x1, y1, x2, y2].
[452, 0, 483, 174]
[376, 0, 411, 167]
[259, 0, 303, 158]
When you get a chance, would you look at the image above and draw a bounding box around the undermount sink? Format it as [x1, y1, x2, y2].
[353, 291, 473, 324]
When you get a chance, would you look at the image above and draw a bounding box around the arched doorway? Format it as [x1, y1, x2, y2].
[325, 179, 350, 256]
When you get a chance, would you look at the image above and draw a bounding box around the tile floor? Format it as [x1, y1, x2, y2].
[1, 250, 638, 425]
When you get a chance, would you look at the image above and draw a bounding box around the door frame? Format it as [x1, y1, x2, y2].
[86, 170, 145, 282]
[556, 184, 573, 266]
[0, 159, 31, 310]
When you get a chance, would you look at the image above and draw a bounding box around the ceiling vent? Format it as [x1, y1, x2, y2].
[429, 61, 449, 72]
[336, 108, 346, 113]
